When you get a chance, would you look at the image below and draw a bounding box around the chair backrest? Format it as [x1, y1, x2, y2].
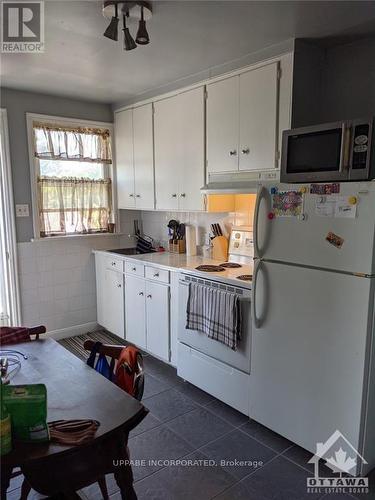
[84, 340, 144, 401]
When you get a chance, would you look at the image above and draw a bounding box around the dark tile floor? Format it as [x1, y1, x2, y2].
[7, 352, 373, 500]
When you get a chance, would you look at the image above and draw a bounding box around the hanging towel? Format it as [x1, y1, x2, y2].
[186, 283, 242, 350]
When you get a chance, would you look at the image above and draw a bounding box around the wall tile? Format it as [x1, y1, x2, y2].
[17, 234, 124, 332]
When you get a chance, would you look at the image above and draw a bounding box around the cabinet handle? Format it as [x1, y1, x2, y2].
[180, 193, 186, 198]
[153, 273, 159, 278]
[139, 291, 144, 296]
[111, 262, 116, 266]
[136, 194, 141, 198]
[172, 193, 177, 198]
[147, 294, 152, 299]
[229, 150, 237, 156]
[129, 193, 134, 197]
[132, 267, 136, 271]
[241, 147, 250, 155]
[117, 284, 122, 288]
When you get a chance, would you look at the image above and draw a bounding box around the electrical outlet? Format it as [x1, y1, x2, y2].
[15, 204, 30, 217]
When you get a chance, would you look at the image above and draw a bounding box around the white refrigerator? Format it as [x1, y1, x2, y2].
[250, 181, 375, 475]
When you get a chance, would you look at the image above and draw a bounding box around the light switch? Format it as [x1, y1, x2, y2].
[15, 204, 30, 217]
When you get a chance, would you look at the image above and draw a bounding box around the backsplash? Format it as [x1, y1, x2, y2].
[138, 206, 254, 253]
[17, 210, 139, 333]
[17, 205, 254, 333]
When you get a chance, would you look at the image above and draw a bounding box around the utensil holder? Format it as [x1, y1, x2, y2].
[168, 240, 186, 254]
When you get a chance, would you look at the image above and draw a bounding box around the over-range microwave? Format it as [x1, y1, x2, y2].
[281, 118, 374, 183]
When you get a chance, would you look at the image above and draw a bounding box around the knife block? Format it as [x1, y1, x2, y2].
[212, 236, 228, 261]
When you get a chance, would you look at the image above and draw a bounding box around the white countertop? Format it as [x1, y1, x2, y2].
[94, 249, 253, 287]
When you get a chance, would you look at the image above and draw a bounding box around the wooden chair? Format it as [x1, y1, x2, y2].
[83, 340, 144, 401]
[81, 340, 145, 499]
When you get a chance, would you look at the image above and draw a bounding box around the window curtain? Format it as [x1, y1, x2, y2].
[33, 123, 112, 164]
[37, 177, 112, 236]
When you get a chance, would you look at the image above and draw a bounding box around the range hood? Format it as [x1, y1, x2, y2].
[201, 170, 279, 194]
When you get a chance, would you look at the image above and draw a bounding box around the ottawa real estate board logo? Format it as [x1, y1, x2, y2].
[306, 430, 369, 495]
[1, 1, 44, 53]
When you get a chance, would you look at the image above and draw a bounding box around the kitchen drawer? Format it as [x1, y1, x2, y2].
[105, 256, 124, 272]
[125, 261, 145, 277]
[145, 266, 170, 284]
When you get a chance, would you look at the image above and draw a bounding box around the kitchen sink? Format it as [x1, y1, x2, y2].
[107, 247, 155, 255]
[108, 247, 139, 255]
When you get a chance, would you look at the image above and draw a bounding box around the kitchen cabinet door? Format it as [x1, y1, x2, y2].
[154, 95, 180, 210]
[145, 281, 169, 361]
[102, 269, 124, 338]
[115, 109, 135, 208]
[206, 76, 239, 173]
[133, 104, 155, 209]
[239, 62, 279, 171]
[178, 88, 205, 211]
[125, 275, 146, 349]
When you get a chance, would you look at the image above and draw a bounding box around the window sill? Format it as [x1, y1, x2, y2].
[31, 233, 127, 242]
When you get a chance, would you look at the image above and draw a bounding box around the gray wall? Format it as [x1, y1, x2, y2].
[292, 37, 375, 127]
[1, 88, 113, 242]
[321, 37, 375, 122]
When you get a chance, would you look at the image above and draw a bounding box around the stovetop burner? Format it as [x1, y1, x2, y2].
[219, 262, 242, 269]
[236, 274, 252, 282]
[195, 265, 225, 272]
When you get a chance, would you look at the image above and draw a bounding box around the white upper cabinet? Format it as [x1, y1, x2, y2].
[207, 61, 281, 174]
[154, 95, 180, 210]
[206, 76, 239, 173]
[133, 104, 155, 209]
[115, 104, 154, 210]
[115, 108, 135, 209]
[239, 63, 278, 171]
[154, 87, 205, 211]
[178, 88, 205, 211]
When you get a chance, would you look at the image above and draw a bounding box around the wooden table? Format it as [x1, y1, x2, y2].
[0, 338, 148, 499]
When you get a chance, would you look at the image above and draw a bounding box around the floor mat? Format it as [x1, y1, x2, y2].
[58, 329, 126, 361]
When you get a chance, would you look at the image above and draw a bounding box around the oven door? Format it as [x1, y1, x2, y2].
[281, 121, 350, 183]
[178, 276, 251, 373]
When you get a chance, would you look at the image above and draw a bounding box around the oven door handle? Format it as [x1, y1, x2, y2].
[179, 280, 190, 286]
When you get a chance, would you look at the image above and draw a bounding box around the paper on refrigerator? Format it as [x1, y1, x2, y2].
[315, 195, 357, 218]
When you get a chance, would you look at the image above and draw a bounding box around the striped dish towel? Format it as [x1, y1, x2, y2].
[186, 282, 242, 350]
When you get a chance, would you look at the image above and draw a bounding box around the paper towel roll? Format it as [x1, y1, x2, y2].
[186, 224, 197, 256]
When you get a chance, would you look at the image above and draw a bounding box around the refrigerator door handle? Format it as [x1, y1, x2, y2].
[252, 259, 263, 329]
[254, 185, 269, 259]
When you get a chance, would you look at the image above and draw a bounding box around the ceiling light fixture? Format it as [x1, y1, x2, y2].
[103, 1, 152, 50]
[136, 6, 149, 45]
[123, 12, 137, 51]
[103, 3, 119, 41]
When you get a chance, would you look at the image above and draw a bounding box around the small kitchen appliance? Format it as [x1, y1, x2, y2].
[281, 117, 374, 183]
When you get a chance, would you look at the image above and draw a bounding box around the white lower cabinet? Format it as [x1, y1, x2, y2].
[97, 266, 125, 339]
[96, 254, 172, 362]
[145, 281, 170, 361]
[125, 271, 170, 361]
[125, 275, 147, 349]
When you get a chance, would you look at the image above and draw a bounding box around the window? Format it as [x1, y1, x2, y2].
[31, 118, 114, 237]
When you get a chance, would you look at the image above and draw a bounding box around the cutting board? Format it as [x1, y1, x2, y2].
[212, 236, 228, 261]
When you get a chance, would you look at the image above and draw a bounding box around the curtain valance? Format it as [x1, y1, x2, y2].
[33, 122, 112, 164]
